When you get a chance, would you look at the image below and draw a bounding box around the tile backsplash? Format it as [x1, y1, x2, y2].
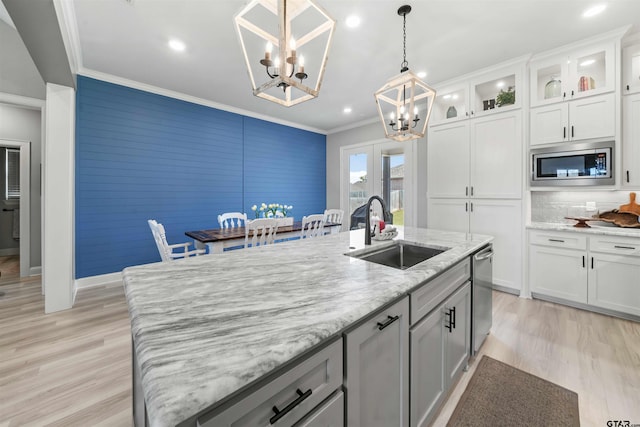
[531, 191, 637, 223]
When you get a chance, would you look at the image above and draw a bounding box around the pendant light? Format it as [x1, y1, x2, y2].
[374, 5, 436, 141]
[234, 0, 336, 107]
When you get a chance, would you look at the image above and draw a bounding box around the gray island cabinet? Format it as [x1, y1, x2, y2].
[123, 227, 492, 427]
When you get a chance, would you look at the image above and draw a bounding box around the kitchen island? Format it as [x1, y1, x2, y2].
[123, 227, 493, 427]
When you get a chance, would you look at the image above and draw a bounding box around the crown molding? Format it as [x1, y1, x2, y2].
[0, 92, 45, 109]
[326, 116, 380, 135]
[53, 0, 83, 76]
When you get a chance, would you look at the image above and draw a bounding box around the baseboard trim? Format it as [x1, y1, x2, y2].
[29, 266, 42, 276]
[75, 272, 123, 289]
[0, 247, 20, 256]
[531, 292, 640, 322]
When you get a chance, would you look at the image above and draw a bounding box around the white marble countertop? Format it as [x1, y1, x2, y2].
[528, 221, 640, 238]
[122, 227, 493, 427]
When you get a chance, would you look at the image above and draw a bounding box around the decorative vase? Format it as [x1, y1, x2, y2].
[446, 105, 457, 119]
[544, 77, 561, 99]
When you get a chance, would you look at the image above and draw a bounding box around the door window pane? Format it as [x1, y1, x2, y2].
[5, 148, 19, 199]
[383, 154, 404, 225]
[349, 153, 368, 227]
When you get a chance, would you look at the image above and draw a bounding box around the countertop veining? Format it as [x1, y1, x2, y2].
[122, 227, 492, 427]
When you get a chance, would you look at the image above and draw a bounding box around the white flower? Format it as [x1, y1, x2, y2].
[251, 205, 257, 211]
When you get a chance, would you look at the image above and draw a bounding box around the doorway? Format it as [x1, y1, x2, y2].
[0, 139, 31, 279]
[341, 140, 416, 230]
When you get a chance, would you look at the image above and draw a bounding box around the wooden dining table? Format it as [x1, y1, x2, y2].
[185, 221, 342, 254]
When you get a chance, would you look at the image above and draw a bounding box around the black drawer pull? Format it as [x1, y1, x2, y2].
[451, 306, 456, 329]
[627, 170, 630, 183]
[445, 309, 453, 332]
[563, 126, 566, 139]
[377, 315, 400, 331]
[571, 125, 574, 138]
[614, 245, 636, 250]
[270, 388, 312, 424]
[582, 255, 585, 268]
[549, 239, 565, 243]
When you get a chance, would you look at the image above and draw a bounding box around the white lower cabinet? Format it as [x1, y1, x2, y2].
[410, 282, 471, 427]
[529, 230, 640, 317]
[345, 297, 410, 427]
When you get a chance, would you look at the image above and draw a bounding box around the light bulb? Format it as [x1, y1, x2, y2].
[390, 112, 395, 120]
[290, 38, 296, 50]
[400, 106, 405, 114]
[414, 107, 418, 115]
[299, 55, 305, 67]
[266, 41, 273, 54]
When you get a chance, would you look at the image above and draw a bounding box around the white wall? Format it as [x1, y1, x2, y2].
[0, 103, 42, 267]
[43, 83, 74, 313]
[0, 20, 46, 99]
[326, 121, 429, 227]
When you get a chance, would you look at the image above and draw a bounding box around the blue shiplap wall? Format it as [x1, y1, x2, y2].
[75, 76, 326, 278]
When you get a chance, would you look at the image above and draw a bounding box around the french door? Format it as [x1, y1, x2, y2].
[341, 140, 415, 230]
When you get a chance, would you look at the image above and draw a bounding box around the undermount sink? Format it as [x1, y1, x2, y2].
[347, 241, 449, 270]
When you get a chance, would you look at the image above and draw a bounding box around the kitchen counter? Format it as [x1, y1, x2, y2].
[122, 227, 492, 427]
[528, 221, 640, 237]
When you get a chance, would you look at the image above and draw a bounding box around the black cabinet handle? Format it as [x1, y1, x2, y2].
[470, 186, 474, 196]
[451, 306, 456, 329]
[563, 126, 566, 139]
[470, 202, 474, 212]
[614, 245, 636, 250]
[627, 84, 630, 91]
[549, 239, 565, 243]
[591, 257, 594, 269]
[465, 202, 468, 212]
[627, 170, 630, 183]
[445, 309, 452, 332]
[571, 90, 574, 97]
[466, 186, 468, 196]
[582, 255, 585, 268]
[571, 125, 574, 138]
[377, 315, 399, 331]
[563, 92, 566, 99]
[270, 388, 312, 424]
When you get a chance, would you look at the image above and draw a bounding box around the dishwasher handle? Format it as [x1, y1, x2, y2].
[474, 248, 494, 261]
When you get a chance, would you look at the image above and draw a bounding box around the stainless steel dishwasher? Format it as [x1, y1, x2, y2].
[472, 245, 493, 354]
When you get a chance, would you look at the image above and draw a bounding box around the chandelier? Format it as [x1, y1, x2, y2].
[234, 0, 336, 107]
[374, 5, 436, 142]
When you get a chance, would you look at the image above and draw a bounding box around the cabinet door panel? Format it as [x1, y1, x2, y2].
[470, 112, 522, 199]
[588, 254, 640, 316]
[470, 200, 522, 292]
[427, 199, 469, 233]
[622, 93, 640, 187]
[427, 122, 470, 198]
[410, 308, 445, 427]
[345, 298, 409, 427]
[569, 93, 615, 141]
[530, 103, 568, 145]
[529, 245, 587, 303]
[444, 282, 471, 387]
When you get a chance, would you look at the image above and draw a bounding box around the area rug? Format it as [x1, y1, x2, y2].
[447, 355, 580, 427]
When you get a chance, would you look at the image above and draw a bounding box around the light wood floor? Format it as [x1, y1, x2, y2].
[1, 278, 638, 427]
[0, 255, 19, 280]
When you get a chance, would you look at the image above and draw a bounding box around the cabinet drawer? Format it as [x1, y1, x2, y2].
[198, 338, 343, 427]
[294, 391, 344, 427]
[410, 258, 470, 325]
[589, 235, 640, 256]
[529, 230, 587, 250]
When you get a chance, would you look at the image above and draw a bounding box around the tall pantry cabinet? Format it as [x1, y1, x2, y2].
[427, 59, 526, 294]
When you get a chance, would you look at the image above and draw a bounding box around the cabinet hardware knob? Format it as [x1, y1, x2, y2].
[563, 92, 566, 99]
[627, 85, 630, 91]
[613, 245, 636, 250]
[571, 90, 574, 97]
[270, 388, 313, 424]
[377, 315, 400, 331]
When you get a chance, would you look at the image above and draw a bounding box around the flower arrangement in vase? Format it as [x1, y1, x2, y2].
[251, 203, 294, 226]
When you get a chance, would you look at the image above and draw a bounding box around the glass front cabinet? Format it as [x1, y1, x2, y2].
[430, 64, 523, 127]
[530, 41, 615, 107]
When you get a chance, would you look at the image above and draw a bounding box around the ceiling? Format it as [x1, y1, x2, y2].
[8, 0, 640, 133]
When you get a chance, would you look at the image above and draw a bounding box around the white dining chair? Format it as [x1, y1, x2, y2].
[300, 214, 326, 239]
[244, 218, 278, 248]
[218, 212, 247, 229]
[148, 219, 205, 261]
[323, 209, 344, 234]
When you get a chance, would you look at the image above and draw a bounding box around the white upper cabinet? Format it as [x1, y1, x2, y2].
[622, 42, 640, 94]
[530, 41, 615, 107]
[430, 62, 523, 126]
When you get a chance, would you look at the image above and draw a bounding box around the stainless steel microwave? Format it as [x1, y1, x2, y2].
[531, 141, 614, 186]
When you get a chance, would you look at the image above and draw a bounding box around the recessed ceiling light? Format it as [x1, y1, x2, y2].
[452, 94, 459, 100]
[442, 94, 452, 99]
[345, 15, 360, 28]
[496, 81, 505, 88]
[583, 4, 606, 17]
[343, 107, 352, 114]
[417, 71, 427, 78]
[580, 59, 596, 67]
[168, 39, 186, 52]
